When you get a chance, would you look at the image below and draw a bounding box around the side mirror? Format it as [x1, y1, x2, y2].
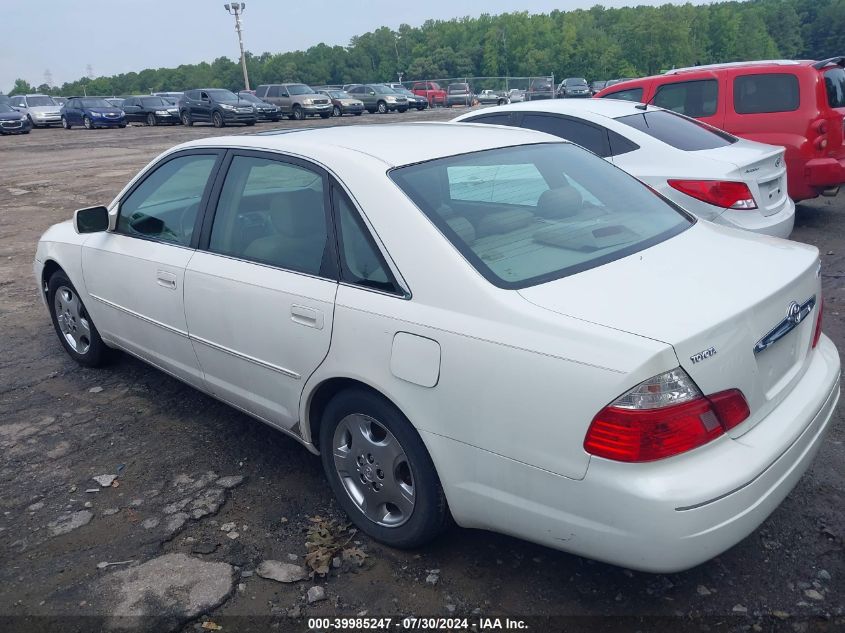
[73, 206, 109, 234]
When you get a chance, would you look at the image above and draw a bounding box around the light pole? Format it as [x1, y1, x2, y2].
[224, 3, 250, 91]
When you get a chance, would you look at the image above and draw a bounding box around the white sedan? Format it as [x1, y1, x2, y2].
[34, 123, 838, 572]
[453, 99, 795, 238]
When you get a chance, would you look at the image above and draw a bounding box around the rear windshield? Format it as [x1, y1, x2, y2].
[733, 73, 799, 114]
[825, 68, 845, 108]
[390, 143, 691, 289]
[616, 109, 737, 151]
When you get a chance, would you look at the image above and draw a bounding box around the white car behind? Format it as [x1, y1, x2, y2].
[34, 124, 838, 572]
[453, 99, 795, 238]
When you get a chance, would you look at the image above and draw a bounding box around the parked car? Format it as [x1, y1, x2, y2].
[178, 89, 257, 127]
[453, 99, 794, 238]
[387, 84, 429, 110]
[236, 91, 282, 122]
[121, 96, 181, 126]
[476, 90, 509, 106]
[595, 58, 845, 201]
[36, 122, 838, 573]
[0, 103, 32, 134]
[507, 88, 526, 103]
[446, 83, 473, 107]
[558, 77, 591, 98]
[9, 94, 62, 128]
[526, 77, 555, 101]
[590, 80, 607, 95]
[254, 83, 332, 120]
[61, 97, 126, 129]
[316, 89, 364, 117]
[346, 84, 408, 114]
[411, 81, 447, 107]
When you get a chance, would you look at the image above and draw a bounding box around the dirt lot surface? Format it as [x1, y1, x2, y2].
[1, 109, 843, 633]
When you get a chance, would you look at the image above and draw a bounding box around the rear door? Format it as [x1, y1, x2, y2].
[650, 75, 725, 129]
[122, 97, 139, 122]
[184, 151, 338, 430]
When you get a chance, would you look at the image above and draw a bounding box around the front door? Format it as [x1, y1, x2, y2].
[81, 151, 222, 387]
[184, 152, 337, 429]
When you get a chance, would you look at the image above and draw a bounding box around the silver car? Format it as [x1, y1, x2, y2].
[9, 94, 63, 128]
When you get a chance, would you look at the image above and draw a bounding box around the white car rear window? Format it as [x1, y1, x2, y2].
[391, 143, 692, 289]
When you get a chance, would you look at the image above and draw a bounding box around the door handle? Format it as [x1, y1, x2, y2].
[290, 305, 324, 330]
[156, 270, 177, 290]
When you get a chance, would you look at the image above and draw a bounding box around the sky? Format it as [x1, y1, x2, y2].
[2, 0, 700, 93]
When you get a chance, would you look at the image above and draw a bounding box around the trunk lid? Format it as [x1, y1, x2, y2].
[518, 222, 821, 436]
[693, 140, 789, 217]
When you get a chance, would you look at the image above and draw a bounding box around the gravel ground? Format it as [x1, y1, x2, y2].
[0, 108, 843, 633]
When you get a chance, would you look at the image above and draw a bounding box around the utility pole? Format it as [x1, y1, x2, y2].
[224, 3, 250, 91]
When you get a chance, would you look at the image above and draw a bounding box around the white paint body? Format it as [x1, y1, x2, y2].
[452, 99, 795, 238]
[34, 124, 839, 572]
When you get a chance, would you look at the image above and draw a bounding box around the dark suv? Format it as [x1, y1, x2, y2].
[526, 77, 555, 101]
[178, 89, 257, 127]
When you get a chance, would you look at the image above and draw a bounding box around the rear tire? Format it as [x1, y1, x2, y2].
[319, 388, 450, 549]
[47, 270, 110, 368]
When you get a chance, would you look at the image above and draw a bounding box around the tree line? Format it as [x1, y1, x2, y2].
[7, 0, 844, 97]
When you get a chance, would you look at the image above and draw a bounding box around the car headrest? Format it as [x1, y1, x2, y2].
[536, 186, 583, 219]
[268, 189, 325, 236]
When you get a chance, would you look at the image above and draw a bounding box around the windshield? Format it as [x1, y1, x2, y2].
[142, 97, 169, 107]
[0, 104, 15, 113]
[206, 89, 239, 101]
[80, 98, 112, 108]
[391, 143, 691, 289]
[237, 93, 261, 103]
[565, 79, 588, 86]
[825, 67, 845, 108]
[28, 96, 56, 107]
[616, 109, 737, 151]
[329, 90, 352, 99]
[287, 84, 315, 95]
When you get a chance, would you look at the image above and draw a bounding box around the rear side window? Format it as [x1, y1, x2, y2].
[601, 87, 643, 103]
[653, 80, 718, 117]
[734, 73, 799, 114]
[519, 114, 610, 157]
[465, 113, 513, 126]
[825, 68, 845, 108]
[616, 110, 737, 151]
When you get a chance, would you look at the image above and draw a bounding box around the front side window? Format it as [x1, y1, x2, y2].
[653, 80, 718, 117]
[118, 154, 217, 246]
[734, 73, 800, 114]
[824, 68, 845, 108]
[615, 109, 737, 151]
[209, 156, 329, 276]
[333, 188, 397, 293]
[267, 86, 280, 98]
[519, 114, 609, 157]
[601, 87, 644, 103]
[391, 143, 690, 288]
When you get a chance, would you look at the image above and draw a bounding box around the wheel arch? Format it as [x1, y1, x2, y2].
[41, 259, 63, 295]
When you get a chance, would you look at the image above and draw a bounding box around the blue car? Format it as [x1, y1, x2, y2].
[0, 103, 32, 134]
[61, 97, 126, 129]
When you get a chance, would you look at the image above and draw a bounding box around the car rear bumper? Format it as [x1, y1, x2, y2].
[716, 196, 795, 239]
[422, 335, 840, 572]
[806, 156, 845, 189]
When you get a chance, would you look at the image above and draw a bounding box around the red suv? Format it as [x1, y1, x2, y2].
[595, 58, 845, 201]
[411, 81, 446, 107]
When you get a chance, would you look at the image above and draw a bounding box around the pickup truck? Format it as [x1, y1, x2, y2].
[411, 81, 447, 107]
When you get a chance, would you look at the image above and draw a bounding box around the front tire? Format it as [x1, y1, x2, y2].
[181, 111, 193, 126]
[147, 113, 157, 126]
[377, 101, 388, 114]
[83, 116, 93, 130]
[292, 105, 304, 121]
[319, 388, 450, 548]
[332, 106, 341, 117]
[62, 116, 71, 129]
[212, 111, 225, 128]
[47, 271, 110, 367]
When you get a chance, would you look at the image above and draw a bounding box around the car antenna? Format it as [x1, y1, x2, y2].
[634, 91, 659, 111]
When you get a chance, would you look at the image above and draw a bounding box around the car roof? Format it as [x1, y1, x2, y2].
[453, 98, 659, 121]
[664, 59, 804, 75]
[178, 122, 562, 168]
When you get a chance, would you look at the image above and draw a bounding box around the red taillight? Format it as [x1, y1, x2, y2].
[811, 119, 829, 155]
[668, 179, 757, 210]
[584, 390, 750, 462]
[812, 298, 824, 348]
